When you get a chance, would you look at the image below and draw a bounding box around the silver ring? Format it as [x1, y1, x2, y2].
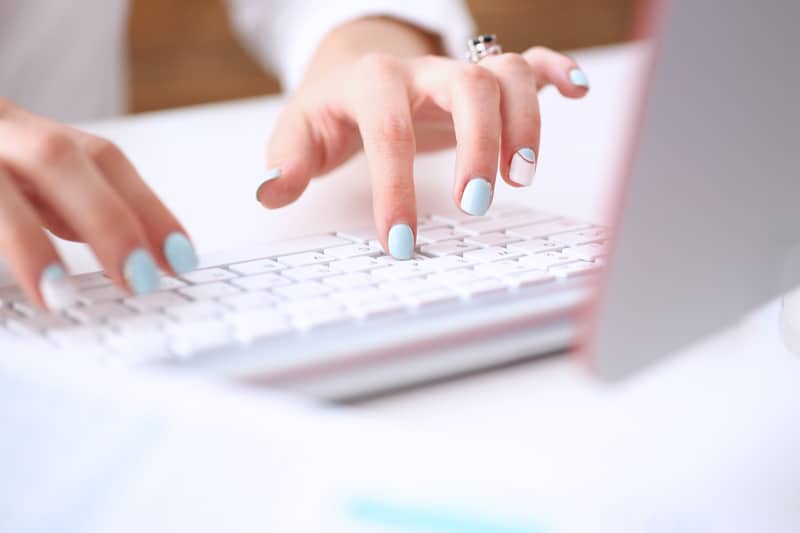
[466, 34, 503, 63]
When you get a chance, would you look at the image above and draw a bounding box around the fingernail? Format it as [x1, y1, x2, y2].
[39, 263, 79, 311]
[256, 168, 282, 201]
[163, 232, 198, 275]
[509, 147, 536, 186]
[387, 224, 415, 260]
[569, 68, 590, 88]
[124, 248, 159, 295]
[460, 177, 493, 216]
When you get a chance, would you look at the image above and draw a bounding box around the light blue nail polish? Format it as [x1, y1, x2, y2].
[518, 147, 536, 162]
[569, 68, 590, 88]
[41, 263, 66, 283]
[256, 168, 282, 201]
[124, 248, 159, 295]
[163, 232, 198, 275]
[387, 224, 415, 260]
[460, 177, 493, 216]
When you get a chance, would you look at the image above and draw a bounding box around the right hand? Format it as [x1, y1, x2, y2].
[0, 99, 196, 311]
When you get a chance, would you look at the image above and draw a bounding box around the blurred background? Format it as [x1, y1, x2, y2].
[129, 0, 636, 113]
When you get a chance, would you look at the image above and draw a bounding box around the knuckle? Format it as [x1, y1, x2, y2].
[83, 136, 124, 165]
[371, 114, 415, 147]
[29, 130, 78, 165]
[358, 53, 400, 81]
[493, 53, 530, 73]
[456, 64, 499, 92]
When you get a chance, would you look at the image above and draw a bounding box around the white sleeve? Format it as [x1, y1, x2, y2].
[226, 0, 475, 91]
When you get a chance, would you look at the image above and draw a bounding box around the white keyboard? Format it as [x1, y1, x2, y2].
[0, 205, 608, 366]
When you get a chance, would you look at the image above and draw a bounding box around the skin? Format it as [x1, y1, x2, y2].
[0, 16, 587, 309]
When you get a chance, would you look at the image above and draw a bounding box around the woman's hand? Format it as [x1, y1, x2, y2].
[0, 100, 196, 310]
[257, 18, 590, 260]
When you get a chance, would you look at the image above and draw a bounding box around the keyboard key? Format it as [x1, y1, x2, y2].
[288, 301, 350, 330]
[457, 213, 557, 235]
[329, 256, 379, 273]
[405, 289, 460, 307]
[370, 263, 427, 281]
[257, 235, 351, 257]
[463, 232, 521, 247]
[330, 287, 386, 304]
[431, 211, 482, 225]
[428, 268, 488, 286]
[181, 268, 237, 283]
[125, 291, 190, 312]
[473, 260, 532, 277]
[107, 331, 172, 361]
[507, 238, 565, 254]
[549, 261, 603, 278]
[169, 321, 232, 357]
[417, 256, 473, 272]
[71, 272, 113, 290]
[518, 252, 578, 270]
[374, 255, 428, 265]
[229, 309, 291, 343]
[219, 291, 279, 311]
[167, 301, 227, 321]
[282, 264, 336, 281]
[379, 278, 442, 295]
[111, 314, 171, 333]
[323, 272, 374, 289]
[272, 282, 330, 300]
[501, 270, 556, 288]
[80, 284, 127, 304]
[336, 227, 378, 243]
[8, 314, 75, 335]
[323, 243, 379, 259]
[463, 247, 523, 263]
[452, 278, 508, 298]
[348, 298, 406, 319]
[47, 326, 108, 347]
[230, 273, 291, 291]
[561, 242, 609, 261]
[228, 259, 284, 275]
[417, 221, 448, 232]
[178, 282, 241, 300]
[67, 302, 135, 323]
[159, 276, 188, 290]
[507, 219, 592, 239]
[417, 228, 468, 244]
[548, 228, 610, 246]
[419, 240, 480, 257]
[277, 251, 332, 267]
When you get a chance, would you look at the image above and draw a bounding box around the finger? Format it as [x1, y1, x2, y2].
[0, 167, 78, 310]
[72, 132, 198, 275]
[256, 101, 361, 209]
[479, 53, 541, 188]
[522, 47, 590, 97]
[448, 63, 501, 215]
[352, 54, 417, 260]
[0, 125, 160, 295]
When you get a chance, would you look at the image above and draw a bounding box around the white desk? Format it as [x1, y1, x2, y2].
[14, 44, 800, 528]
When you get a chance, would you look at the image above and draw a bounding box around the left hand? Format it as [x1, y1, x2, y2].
[256, 19, 590, 260]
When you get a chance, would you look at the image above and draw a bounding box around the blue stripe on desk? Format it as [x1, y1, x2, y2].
[348, 498, 544, 533]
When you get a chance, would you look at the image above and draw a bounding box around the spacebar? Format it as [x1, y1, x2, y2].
[198, 234, 351, 268]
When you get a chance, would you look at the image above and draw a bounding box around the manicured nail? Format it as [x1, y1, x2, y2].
[387, 224, 415, 260]
[460, 177, 493, 216]
[163, 232, 198, 275]
[256, 168, 282, 201]
[509, 147, 536, 186]
[124, 248, 159, 295]
[569, 68, 589, 88]
[39, 263, 79, 311]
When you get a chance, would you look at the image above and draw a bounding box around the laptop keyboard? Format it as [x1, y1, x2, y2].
[0, 205, 608, 362]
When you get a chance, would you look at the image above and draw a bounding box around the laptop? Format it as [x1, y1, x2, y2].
[0, 0, 797, 400]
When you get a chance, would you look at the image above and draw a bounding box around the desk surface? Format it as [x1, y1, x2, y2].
[36, 44, 800, 526]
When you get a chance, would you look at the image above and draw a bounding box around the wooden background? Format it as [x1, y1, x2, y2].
[129, 0, 636, 113]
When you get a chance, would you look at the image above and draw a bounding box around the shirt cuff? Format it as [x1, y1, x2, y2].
[227, 0, 475, 91]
